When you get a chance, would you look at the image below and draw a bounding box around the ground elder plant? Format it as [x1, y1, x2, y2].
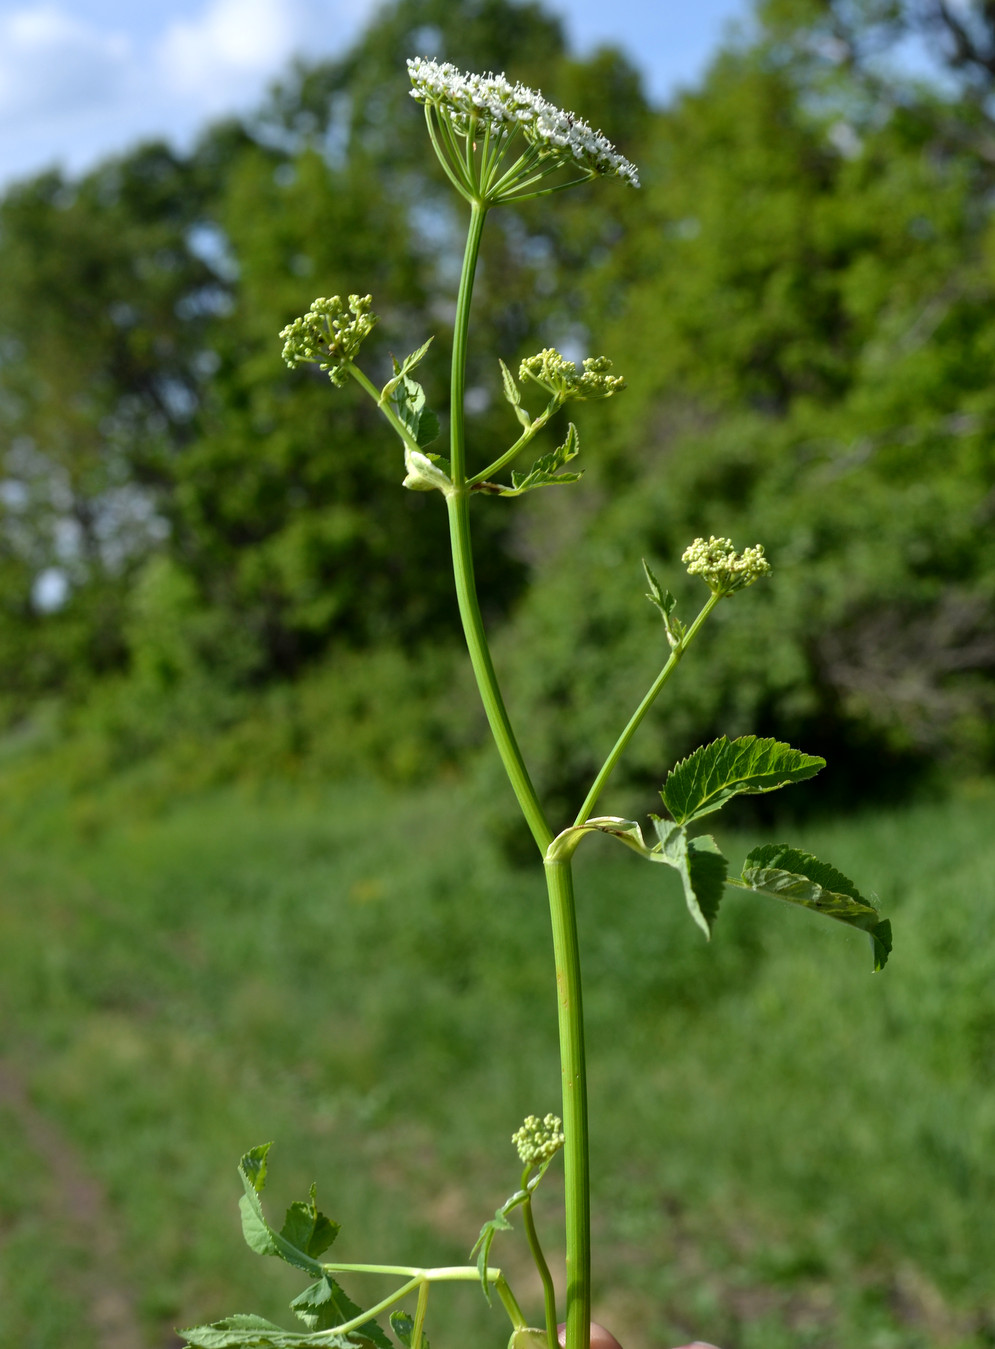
[180, 58, 893, 1349]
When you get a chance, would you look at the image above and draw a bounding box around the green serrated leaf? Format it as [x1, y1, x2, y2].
[289, 1277, 391, 1349]
[498, 358, 531, 428]
[179, 1312, 363, 1347]
[469, 1208, 512, 1300]
[389, 373, 439, 450]
[280, 1184, 340, 1259]
[736, 843, 891, 970]
[507, 422, 581, 494]
[390, 1312, 414, 1348]
[477, 421, 582, 499]
[241, 1144, 271, 1193]
[642, 559, 685, 649]
[179, 1312, 285, 1348]
[416, 408, 440, 448]
[237, 1148, 330, 1278]
[381, 340, 434, 402]
[390, 1310, 431, 1349]
[498, 358, 521, 406]
[399, 337, 433, 375]
[661, 736, 825, 826]
[652, 819, 728, 939]
[642, 559, 676, 619]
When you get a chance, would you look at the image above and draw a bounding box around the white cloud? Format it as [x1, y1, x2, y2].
[155, 0, 372, 113]
[0, 4, 132, 128]
[0, 0, 375, 186]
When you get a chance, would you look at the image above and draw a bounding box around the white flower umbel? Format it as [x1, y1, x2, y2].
[407, 57, 639, 205]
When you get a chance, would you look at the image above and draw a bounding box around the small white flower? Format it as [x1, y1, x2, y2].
[407, 56, 639, 196]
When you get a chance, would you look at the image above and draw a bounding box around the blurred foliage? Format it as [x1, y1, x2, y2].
[1, 0, 994, 805]
[2, 774, 995, 1346]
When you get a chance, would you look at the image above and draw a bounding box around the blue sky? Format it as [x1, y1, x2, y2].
[0, 0, 753, 188]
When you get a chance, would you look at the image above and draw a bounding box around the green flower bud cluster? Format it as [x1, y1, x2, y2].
[279, 295, 377, 387]
[519, 349, 625, 402]
[682, 536, 771, 596]
[512, 1113, 565, 1167]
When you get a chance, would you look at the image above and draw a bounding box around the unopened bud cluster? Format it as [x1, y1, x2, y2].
[279, 295, 377, 387]
[683, 536, 771, 596]
[519, 349, 625, 402]
[512, 1114, 565, 1167]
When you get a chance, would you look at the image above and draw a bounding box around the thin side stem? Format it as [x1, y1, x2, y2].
[486, 139, 543, 198]
[495, 172, 595, 205]
[410, 1276, 430, 1349]
[544, 857, 590, 1349]
[348, 364, 422, 456]
[573, 591, 723, 826]
[325, 1277, 421, 1337]
[469, 399, 559, 487]
[493, 1273, 529, 1331]
[425, 108, 473, 198]
[522, 1190, 559, 1349]
[319, 1264, 526, 1330]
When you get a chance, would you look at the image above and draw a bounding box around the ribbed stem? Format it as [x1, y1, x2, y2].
[544, 858, 590, 1349]
[447, 490, 551, 853]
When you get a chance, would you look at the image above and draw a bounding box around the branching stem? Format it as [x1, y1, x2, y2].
[574, 592, 723, 827]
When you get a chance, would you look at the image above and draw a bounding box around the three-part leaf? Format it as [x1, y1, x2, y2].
[661, 736, 825, 825]
[734, 843, 892, 970]
[180, 1146, 393, 1349]
[238, 1145, 338, 1277]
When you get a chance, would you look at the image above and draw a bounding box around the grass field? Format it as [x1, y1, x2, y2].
[1, 768, 994, 1349]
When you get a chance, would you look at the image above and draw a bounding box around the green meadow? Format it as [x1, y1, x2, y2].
[2, 772, 994, 1349]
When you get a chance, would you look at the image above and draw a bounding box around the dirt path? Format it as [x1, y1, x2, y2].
[0, 1057, 147, 1349]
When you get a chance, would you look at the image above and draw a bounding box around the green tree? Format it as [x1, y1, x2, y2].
[493, 25, 995, 816]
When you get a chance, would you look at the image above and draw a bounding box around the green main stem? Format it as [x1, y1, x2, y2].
[445, 200, 590, 1349]
[544, 858, 590, 1349]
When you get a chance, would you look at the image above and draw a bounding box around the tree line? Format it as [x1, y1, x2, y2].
[2, 0, 994, 807]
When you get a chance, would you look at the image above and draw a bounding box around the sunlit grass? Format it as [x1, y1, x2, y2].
[2, 776, 994, 1347]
